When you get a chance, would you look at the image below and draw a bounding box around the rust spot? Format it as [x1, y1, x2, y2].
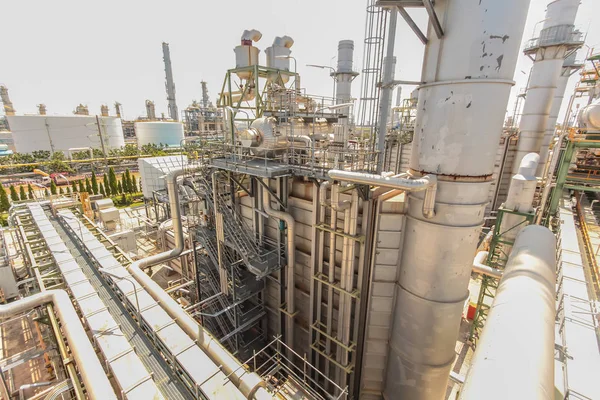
[490, 34, 510, 43]
[409, 169, 493, 182]
[495, 54, 504, 71]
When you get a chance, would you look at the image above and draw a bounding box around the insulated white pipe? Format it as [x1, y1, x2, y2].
[261, 179, 295, 352]
[126, 169, 270, 400]
[460, 225, 556, 400]
[471, 251, 502, 279]
[328, 170, 437, 218]
[0, 291, 116, 400]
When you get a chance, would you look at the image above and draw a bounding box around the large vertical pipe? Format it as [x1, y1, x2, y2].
[460, 225, 556, 400]
[376, 10, 398, 173]
[162, 42, 179, 121]
[384, 1, 531, 398]
[512, 0, 581, 174]
[537, 53, 581, 175]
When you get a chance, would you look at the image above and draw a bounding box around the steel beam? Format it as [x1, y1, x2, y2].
[422, 0, 444, 38]
[397, 6, 428, 45]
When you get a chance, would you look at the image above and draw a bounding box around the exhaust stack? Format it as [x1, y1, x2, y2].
[384, 1, 532, 398]
[162, 42, 179, 121]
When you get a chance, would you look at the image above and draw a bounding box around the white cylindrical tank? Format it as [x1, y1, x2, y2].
[579, 99, 600, 131]
[135, 121, 185, 148]
[265, 36, 294, 83]
[234, 30, 262, 80]
[7, 115, 125, 155]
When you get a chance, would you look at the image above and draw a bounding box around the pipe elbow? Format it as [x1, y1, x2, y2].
[472, 251, 502, 279]
[241, 29, 262, 43]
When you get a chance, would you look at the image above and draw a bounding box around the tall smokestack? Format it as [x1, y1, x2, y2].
[512, 0, 582, 175]
[38, 104, 47, 115]
[201, 81, 210, 108]
[334, 40, 359, 113]
[0, 86, 15, 116]
[114, 102, 122, 118]
[384, 0, 532, 398]
[162, 42, 179, 121]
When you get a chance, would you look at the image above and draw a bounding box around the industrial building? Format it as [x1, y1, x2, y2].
[0, 0, 598, 399]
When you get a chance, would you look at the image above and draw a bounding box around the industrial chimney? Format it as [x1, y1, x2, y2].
[162, 42, 179, 121]
[0, 86, 15, 116]
[384, 0, 532, 398]
[512, 0, 583, 176]
[38, 104, 47, 115]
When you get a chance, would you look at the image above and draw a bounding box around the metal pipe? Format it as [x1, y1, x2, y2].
[328, 170, 437, 218]
[471, 251, 502, 279]
[261, 178, 295, 352]
[460, 225, 556, 399]
[18, 382, 52, 400]
[537, 130, 568, 223]
[126, 169, 269, 399]
[377, 10, 398, 173]
[0, 291, 116, 400]
[287, 135, 312, 149]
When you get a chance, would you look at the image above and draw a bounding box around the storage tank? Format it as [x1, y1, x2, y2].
[7, 115, 125, 154]
[135, 121, 185, 148]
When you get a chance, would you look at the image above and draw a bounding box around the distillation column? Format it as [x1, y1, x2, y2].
[512, 0, 582, 175]
[383, 1, 531, 398]
[538, 53, 582, 175]
[333, 40, 359, 147]
[162, 42, 179, 121]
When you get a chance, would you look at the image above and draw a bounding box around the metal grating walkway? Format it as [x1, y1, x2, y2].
[49, 217, 192, 400]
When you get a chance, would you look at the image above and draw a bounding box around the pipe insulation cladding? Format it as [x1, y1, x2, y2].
[460, 225, 556, 400]
[384, 0, 532, 399]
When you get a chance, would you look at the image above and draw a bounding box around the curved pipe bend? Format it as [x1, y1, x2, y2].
[327, 170, 437, 218]
[472, 251, 503, 279]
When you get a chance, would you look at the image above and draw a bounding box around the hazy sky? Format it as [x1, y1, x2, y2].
[1, 0, 598, 122]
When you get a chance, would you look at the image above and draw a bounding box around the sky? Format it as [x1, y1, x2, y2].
[1, 0, 598, 122]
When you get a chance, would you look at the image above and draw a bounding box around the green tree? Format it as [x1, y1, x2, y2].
[27, 184, 34, 200]
[67, 186, 72, 194]
[120, 193, 126, 205]
[71, 181, 77, 193]
[117, 180, 123, 194]
[47, 152, 74, 174]
[85, 178, 92, 194]
[9, 185, 18, 202]
[44, 188, 49, 197]
[103, 173, 111, 196]
[99, 183, 106, 197]
[59, 187, 64, 195]
[0, 189, 10, 212]
[91, 171, 99, 195]
[78, 180, 85, 193]
[50, 181, 57, 195]
[19, 186, 27, 201]
[123, 170, 130, 193]
[131, 176, 138, 193]
[108, 168, 118, 195]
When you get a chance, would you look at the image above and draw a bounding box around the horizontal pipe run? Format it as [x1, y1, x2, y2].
[460, 225, 556, 400]
[0, 291, 116, 400]
[328, 170, 437, 218]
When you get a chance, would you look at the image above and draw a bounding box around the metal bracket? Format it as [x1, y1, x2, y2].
[230, 174, 253, 197]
